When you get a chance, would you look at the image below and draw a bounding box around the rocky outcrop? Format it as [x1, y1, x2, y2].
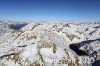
[0, 22, 100, 66]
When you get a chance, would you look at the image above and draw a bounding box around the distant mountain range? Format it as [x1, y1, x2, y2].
[0, 21, 27, 37]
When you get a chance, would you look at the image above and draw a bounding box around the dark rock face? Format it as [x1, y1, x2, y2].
[92, 60, 100, 66]
[69, 38, 100, 66]
[69, 44, 88, 56]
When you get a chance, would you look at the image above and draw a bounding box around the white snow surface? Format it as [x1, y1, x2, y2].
[0, 22, 100, 66]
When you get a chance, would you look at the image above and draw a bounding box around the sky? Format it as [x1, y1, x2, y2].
[0, 0, 100, 22]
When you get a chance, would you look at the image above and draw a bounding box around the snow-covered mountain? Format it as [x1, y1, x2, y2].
[0, 21, 27, 37]
[0, 22, 100, 66]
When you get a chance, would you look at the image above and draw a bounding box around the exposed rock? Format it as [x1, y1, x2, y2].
[0, 22, 100, 66]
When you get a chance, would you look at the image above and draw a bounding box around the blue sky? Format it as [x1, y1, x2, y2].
[0, 0, 100, 22]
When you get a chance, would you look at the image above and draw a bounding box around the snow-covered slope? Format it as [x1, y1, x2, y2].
[0, 22, 100, 66]
[0, 21, 27, 37]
